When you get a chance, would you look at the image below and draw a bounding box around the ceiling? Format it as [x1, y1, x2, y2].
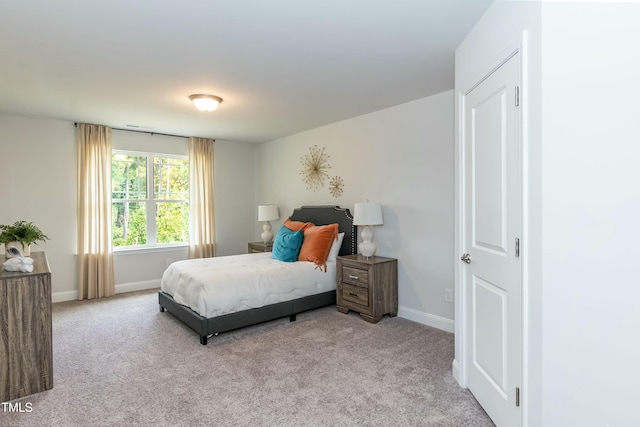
[0, 0, 493, 144]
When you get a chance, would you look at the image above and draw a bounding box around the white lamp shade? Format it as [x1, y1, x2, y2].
[258, 205, 279, 221]
[353, 203, 383, 226]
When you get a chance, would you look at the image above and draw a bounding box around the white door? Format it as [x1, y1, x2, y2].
[461, 52, 522, 427]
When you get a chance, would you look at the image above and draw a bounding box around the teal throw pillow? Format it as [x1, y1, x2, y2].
[272, 226, 304, 262]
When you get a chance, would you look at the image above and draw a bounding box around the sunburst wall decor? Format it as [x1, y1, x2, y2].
[328, 176, 344, 198]
[300, 145, 331, 191]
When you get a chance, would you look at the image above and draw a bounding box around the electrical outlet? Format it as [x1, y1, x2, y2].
[444, 289, 453, 303]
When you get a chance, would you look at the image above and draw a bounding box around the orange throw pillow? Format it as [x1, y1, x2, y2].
[284, 218, 313, 232]
[298, 223, 339, 270]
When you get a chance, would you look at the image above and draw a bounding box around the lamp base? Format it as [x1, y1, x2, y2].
[261, 221, 274, 244]
[359, 225, 377, 258]
[359, 241, 377, 259]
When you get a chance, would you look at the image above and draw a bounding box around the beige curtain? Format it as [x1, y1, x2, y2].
[189, 137, 216, 258]
[76, 123, 115, 299]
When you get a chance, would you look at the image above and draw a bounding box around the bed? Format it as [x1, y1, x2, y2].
[158, 205, 356, 345]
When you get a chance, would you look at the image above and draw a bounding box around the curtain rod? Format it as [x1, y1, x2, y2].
[74, 123, 189, 139]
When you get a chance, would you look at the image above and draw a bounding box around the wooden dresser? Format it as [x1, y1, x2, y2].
[0, 251, 53, 402]
[336, 254, 398, 323]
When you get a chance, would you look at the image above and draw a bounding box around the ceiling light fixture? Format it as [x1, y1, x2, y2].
[189, 94, 223, 112]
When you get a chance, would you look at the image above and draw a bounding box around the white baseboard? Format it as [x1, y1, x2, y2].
[397, 305, 455, 333]
[52, 290, 78, 303]
[52, 279, 160, 303]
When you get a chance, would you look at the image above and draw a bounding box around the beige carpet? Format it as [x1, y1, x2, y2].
[1, 290, 493, 426]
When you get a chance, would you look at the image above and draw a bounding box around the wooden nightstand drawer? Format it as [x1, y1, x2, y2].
[342, 266, 369, 288]
[342, 283, 369, 307]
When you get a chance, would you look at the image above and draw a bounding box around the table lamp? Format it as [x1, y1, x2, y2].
[258, 204, 279, 244]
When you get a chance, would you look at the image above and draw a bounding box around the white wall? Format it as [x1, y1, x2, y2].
[0, 115, 255, 300]
[540, 2, 640, 426]
[0, 115, 76, 297]
[456, 1, 640, 426]
[255, 91, 456, 330]
[214, 139, 256, 256]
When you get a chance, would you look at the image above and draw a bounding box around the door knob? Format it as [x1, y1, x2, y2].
[460, 253, 471, 264]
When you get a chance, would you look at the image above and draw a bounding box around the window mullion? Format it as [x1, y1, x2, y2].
[147, 155, 157, 245]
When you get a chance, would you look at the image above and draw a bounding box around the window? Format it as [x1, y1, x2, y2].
[112, 151, 189, 248]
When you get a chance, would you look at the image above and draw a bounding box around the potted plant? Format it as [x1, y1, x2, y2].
[0, 220, 50, 257]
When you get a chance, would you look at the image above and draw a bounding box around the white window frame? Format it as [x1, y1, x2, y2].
[112, 149, 189, 251]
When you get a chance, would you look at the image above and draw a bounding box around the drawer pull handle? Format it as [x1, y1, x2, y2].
[349, 292, 358, 297]
[348, 275, 359, 280]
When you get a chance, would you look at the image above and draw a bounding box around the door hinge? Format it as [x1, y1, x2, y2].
[515, 86, 520, 106]
[515, 238, 520, 257]
[516, 387, 520, 407]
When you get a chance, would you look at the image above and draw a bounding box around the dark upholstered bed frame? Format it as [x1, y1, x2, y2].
[158, 205, 356, 345]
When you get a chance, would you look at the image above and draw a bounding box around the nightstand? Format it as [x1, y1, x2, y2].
[248, 241, 273, 253]
[336, 254, 398, 323]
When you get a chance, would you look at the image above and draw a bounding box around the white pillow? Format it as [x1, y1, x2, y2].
[327, 232, 345, 260]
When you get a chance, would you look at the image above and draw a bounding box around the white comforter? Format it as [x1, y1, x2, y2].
[160, 252, 337, 318]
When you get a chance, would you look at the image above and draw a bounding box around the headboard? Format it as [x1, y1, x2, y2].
[289, 205, 356, 256]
